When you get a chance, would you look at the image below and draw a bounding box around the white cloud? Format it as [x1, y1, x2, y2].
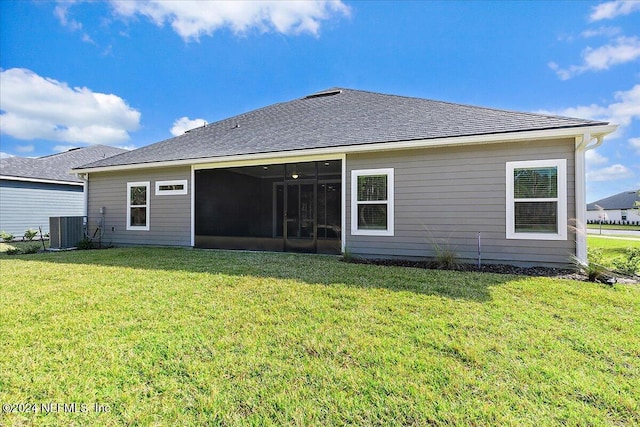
[170, 117, 207, 136]
[587, 164, 634, 181]
[0, 68, 141, 145]
[15, 145, 35, 153]
[585, 149, 609, 166]
[0, 152, 14, 159]
[630, 137, 640, 153]
[54, 2, 96, 44]
[590, 0, 640, 22]
[538, 84, 640, 138]
[108, 0, 350, 40]
[550, 36, 640, 80]
[581, 26, 621, 38]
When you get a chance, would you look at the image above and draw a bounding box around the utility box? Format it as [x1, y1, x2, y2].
[49, 216, 84, 249]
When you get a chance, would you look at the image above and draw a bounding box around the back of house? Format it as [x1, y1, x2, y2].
[73, 88, 617, 267]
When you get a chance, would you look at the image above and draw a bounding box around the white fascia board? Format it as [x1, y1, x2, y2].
[0, 175, 83, 186]
[72, 124, 619, 174]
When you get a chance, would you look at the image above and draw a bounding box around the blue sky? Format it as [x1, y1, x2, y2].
[1, 0, 638, 202]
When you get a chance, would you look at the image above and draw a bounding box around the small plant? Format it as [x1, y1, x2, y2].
[77, 237, 93, 250]
[342, 246, 354, 262]
[1, 231, 15, 243]
[572, 248, 607, 282]
[21, 244, 40, 254]
[23, 229, 38, 241]
[6, 247, 21, 255]
[612, 247, 640, 276]
[434, 246, 459, 270]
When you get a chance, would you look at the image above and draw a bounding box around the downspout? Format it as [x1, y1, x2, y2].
[76, 172, 89, 218]
[575, 133, 604, 264]
[76, 172, 89, 238]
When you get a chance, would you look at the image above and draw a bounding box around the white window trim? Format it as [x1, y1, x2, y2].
[351, 168, 394, 236]
[127, 181, 150, 231]
[155, 179, 188, 195]
[506, 159, 567, 240]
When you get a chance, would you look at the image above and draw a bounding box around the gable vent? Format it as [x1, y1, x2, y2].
[304, 89, 342, 99]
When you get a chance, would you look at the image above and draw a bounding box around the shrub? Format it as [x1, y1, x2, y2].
[21, 244, 40, 254]
[1, 231, 15, 243]
[612, 247, 640, 276]
[23, 229, 38, 241]
[5, 247, 21, 255]
[572, 248, 607, 282]
[77, 237, 93, 250]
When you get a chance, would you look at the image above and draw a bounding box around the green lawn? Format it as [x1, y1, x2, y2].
[587, 223, 640, 231]
[1, 248, 638, 426]
[588, 235, 640, 267]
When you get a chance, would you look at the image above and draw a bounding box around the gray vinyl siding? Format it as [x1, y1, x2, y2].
[87, 167, 191, 247]
[345, 139, 576, 267]
[0, 180, 84, 236]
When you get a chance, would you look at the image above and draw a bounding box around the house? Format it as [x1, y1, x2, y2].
[73, 88, 616, 266]
[587, 190, 640, 224]
[0, 145, 128, 236]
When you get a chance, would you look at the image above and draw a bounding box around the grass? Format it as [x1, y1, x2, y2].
[1, 248, 639, 426]
[587, 223, 640, 231]
[0, 240, 49, 256]
[588, 235, 640, 267]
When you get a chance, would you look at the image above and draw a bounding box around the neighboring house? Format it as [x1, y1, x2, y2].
[73, 88, 616, 266]
[0, 145, 128, 236]
[587, 190, 640, 224]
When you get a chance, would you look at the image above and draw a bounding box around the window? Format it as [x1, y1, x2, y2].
[351, 168, 394, 236]
[156, 179, 188, 195]
[506, 159, 566, 240]
[127, 182, 150, 231]
[622, 210, 627, 221]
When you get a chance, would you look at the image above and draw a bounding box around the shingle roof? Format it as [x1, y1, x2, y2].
[77, 87, 609, 170]
[587, 190, 640, 211]
[1, 145, 128, 183]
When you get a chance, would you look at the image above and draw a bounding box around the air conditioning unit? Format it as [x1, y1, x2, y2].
[49, 216, 84, 249]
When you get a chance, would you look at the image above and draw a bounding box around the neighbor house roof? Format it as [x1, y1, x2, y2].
[1, 145, 128, 184]
[587, 190, 640, 211]
[76, 87, 611, 171]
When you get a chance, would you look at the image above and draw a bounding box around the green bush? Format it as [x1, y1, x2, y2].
[572, 248, 607, 282]
[1, 231, 15, 243]
[21, 244, 40, 254]
[23, 229, 38, 241]
[5, 247, 21, 255]
[612, 247, 640, 276]
[77, 237, 93, 250]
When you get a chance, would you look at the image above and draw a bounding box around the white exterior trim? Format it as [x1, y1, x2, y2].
[190, 166, 195, 247]
[155, 179, 188, 195]
[0, 175, 83, 186]
[506, 159, 567, 241]
[340, 153, 347, 253]
[73, 125, 618, 174]
[126, 181, 150, 231]
[351, 168, 394, 237]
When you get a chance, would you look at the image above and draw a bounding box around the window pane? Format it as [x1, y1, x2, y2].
[159, 184, 183, 191]
[358, 175, 387, 201]
[130, 207, 147, 227]
[515, 201, 557, 233]
[514, 167, 557, 199]
[130, 186, 147, 205]
[357, 204, 387, 229]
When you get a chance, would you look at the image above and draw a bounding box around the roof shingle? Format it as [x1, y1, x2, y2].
[1, 145, 128, 183]
[587, 190, 640, 210]
[76, 88, 609, 170]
